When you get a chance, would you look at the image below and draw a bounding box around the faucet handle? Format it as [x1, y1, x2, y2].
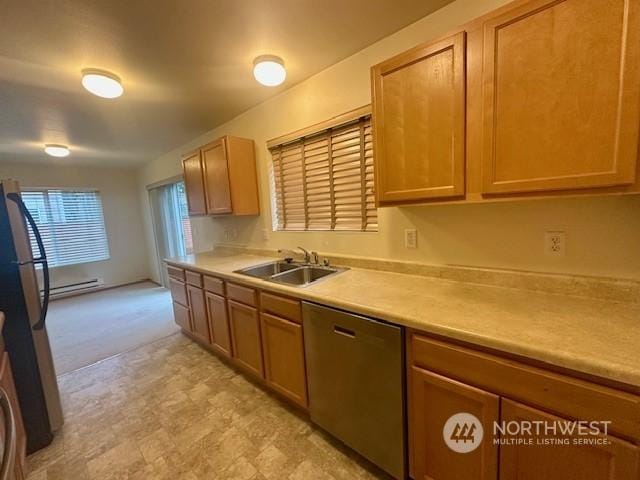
[311, 251, 319, 265]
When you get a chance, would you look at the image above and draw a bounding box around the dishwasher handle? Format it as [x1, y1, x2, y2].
[333, 325, 356, 339]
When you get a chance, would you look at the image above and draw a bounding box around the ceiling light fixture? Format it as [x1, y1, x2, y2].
[44, 144, 70, 157]
[253, 56, 286, 87]
[81, 69, 124, 98]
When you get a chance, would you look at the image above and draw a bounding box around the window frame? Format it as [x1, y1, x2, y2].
[267, 105, 377, 232]
[21, 187, 111, 268]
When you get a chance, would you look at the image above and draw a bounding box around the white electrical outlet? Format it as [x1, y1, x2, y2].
[262, 228, 270, 241]
[404, 229, 418, 249]
[545, 231, 566, 257]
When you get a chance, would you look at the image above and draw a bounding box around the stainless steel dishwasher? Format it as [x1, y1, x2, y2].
[302, 302, 406, 479]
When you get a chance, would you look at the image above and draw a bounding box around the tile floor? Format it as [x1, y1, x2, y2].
[26, 333, 389, 479]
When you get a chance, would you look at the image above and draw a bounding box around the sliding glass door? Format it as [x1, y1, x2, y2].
[149, 180, 192, 287]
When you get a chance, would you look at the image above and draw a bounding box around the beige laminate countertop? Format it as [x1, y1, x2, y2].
[166, 251, 640, 390]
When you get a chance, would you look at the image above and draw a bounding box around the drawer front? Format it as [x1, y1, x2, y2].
[167, 265, 185, 281]
[410, 333, 640, 441]
[203, 275, 225, 296]
[169, 278, 187, 306]
[185, 270, 203, 287]
[260, 292, 301, 324]
[226, 282, 257, 307]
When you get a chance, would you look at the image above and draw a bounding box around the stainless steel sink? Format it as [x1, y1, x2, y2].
[235, 261, 300, 279]
[234, 261, 345, 287]
[271, 265, 340, 286]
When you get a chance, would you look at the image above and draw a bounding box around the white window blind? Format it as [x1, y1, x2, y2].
[270, 112, 377, 231]
[21, 189, 111, 268]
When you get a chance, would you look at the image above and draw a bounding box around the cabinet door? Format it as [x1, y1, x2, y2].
[172, 301, 191, 331]
[182, 151, 207, 215]
[202, 138, 232, 214]
[0, 352, 26, 478]
[169, 277, 187, 306]
[409, 366, 498, 480]
[260, 313, 307, 408]
[372, 31, 466, 203]
[500, 399, 639, 480]
[228, 300, 264, 378]
[187, 285, 210, 344]
[481, 0, 640, 194]
[206, 291, 232, 357]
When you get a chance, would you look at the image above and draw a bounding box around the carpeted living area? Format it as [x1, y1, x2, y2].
[46, 281, 180, 375]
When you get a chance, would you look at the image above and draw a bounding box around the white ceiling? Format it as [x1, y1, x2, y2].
[0, 0, 453, 166]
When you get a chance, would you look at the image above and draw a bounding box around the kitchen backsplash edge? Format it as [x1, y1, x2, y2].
[213, 244, 640, 304]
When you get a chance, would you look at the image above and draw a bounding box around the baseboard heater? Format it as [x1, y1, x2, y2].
[47, 278, 105, 299]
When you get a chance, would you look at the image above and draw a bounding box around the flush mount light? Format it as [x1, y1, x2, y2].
[81, 69, 124, 98]
[253, 55, 286, 87]
[44, 144, 70, 157]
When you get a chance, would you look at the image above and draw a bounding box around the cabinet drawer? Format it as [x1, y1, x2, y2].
[260, 292, 301, 324]
[185, 270, 203, 287]
[167, 265, 185, 281]
[203, 275, 225, 296]
[410, 333, 640, 441]
[169, 278, 187, 306]
[226, 282, 257, 306]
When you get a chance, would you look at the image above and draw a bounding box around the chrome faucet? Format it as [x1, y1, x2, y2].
[278, 247, 311, 264]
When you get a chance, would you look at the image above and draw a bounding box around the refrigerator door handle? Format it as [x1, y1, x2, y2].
[6, 192, 50, 331]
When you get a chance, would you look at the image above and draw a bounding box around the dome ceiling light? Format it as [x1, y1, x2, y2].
[44, 144, 70, 157]
[81, 69, 124, 98]
[253, 56, 286, 87]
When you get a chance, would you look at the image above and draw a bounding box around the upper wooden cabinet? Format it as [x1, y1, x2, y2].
[371, 0, 640, 205]
[201, 138, 232, 214]
[182, 150, 207, 215]
[372, 32, 466, 204]
[181, 135, 260, 216]
[480, 0, 640, 194]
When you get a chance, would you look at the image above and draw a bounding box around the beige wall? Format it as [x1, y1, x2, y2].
[1, 161, 149, 288]
[138, 0, 640, 283]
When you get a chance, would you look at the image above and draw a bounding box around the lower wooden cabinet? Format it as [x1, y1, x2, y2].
[171, 301, 191, 331]
[499, 399, 639, 480]
[186, 284, 210, 344]
[410, 366, 498, 480]
[260, 313, 307, 408]
[228, 300, 264, 378]
[408, 332, 640, 480]
[206, 291, 232, 357]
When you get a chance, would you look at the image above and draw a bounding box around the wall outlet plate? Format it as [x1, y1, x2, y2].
[404, 229, 418, 249]
[545, 231, 566, 257]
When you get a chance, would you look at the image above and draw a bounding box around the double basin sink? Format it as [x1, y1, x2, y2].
[234, 260, 346, 287]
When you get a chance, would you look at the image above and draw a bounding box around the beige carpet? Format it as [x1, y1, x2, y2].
[47, 281, 180, 375]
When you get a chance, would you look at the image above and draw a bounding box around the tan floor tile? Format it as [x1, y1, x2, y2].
[85, 439, 145, 479]
[26, 333, 387, 480]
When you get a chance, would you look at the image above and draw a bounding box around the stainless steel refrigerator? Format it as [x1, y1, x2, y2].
[0, 179, 63, 453]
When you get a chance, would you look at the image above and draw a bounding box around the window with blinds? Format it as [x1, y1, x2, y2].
[21, 189, 111, 268]
[270, 109, 377, 231]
